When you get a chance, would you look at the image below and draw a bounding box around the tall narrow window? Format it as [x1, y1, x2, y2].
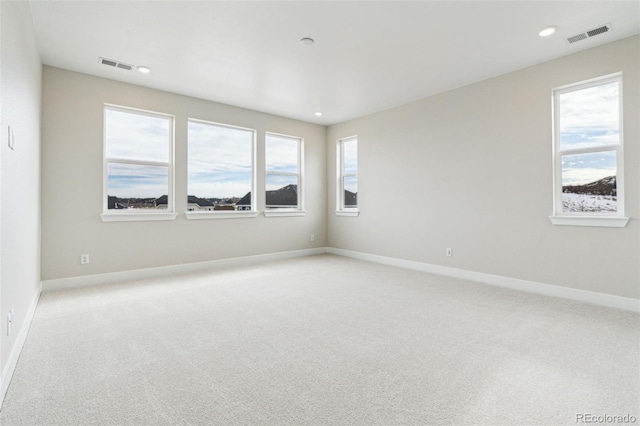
[103, 105, 175, 221]
[187, 120, 256, 216]
[265, 133, 303, 214]
[337, 136, 358, 215]
[551, 73, 627, 227]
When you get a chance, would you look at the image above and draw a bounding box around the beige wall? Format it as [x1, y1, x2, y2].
[327, 36, 639, 299]
[1, 2, 42, 375]
[41, 67, 327, 281]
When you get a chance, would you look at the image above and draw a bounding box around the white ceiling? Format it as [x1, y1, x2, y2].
[29, 1, 640, 125]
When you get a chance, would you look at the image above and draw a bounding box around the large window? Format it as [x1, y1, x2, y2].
[103, 105, 174, 220]
[265, 133, 303, 214]
[551, 73, 626, 227]
[187, 120, 255, 215]
[336, 136, 358, 215]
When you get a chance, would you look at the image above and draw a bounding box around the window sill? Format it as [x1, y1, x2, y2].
[100, 212, 178, 222]
[549, 215, 629, 228]
[264, 210, 306, 218]
[335, 210, 360, 217]
[185, 211, 258, 220]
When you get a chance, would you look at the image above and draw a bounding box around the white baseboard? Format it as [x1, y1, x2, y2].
[41, 245, 640, 312]
[42, 248, 328, 291]
[327, 248, 640, 313]
[1, 286, 41, 407]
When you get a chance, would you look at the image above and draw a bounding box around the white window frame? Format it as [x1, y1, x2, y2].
[185, 119, 258, 220]
[550, 73, 628, 228]
[264, 132, 305, 217]
[336, 135, 359, 217]
[101, 104, 176, 222]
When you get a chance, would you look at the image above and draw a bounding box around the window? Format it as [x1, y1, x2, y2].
[102, 105, 175, 221]
[265, 133, 304, 216]
[551, 73, 627, 227]
[336, 136, 358, 216]
[187, 120, 256, 219]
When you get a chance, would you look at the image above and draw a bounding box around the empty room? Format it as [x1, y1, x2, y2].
[1, 1, 639, 425]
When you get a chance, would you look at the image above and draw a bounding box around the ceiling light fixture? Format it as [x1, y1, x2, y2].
[137, 65, 151, 74]
[300, 37, 315, 46]
[315, 112, 322, 117]
[539, 25, 557, 37]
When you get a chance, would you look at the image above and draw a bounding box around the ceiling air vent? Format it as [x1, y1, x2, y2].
[567, 23, 612, 44]
[99, 57, 134, 71]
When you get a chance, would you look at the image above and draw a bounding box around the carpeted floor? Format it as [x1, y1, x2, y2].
[1, 254, 638, 425]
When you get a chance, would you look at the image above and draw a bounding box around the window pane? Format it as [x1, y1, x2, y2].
[343, 139, 357, 174]
[188, 121, 253, 209]
[344, 176, 358, 208]
[266, 134, 298, 174]
[107, 163, 169, 210]
[105, 108, 171, 162]
[559, 81, 619, 151]
[561, 151, 617, 213]
[266, 174, 298, 208]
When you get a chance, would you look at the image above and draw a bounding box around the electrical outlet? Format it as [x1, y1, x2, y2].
[310, 234, 315, 242]
[80, 254, 90, 265]
[446, 248, 453, 257]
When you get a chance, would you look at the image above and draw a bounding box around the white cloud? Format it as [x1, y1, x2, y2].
[559, 81, 619, 150]
[266, 134, 299, 173]
[106, 109, 171, 162]
[187, 121, 254, 197]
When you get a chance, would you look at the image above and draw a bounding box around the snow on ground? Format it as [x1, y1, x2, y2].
[562, 193, 617, 213]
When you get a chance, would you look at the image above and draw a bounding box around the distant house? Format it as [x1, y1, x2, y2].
[154, 195, 216, 211]
[344, 190, 357, 208]
[107, 196, 129, 210]
[213, 205, 235, 211]
[267, 184, 297, 207]
[235, 184, 298, 210]
[236, 192, 251, 211]
[188, 196, 215, 211]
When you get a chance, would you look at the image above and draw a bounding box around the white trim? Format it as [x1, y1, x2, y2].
[337, 136, 358, 213]
[42, 248, 328, 291]
[187, 119, 257, 212]
[327, 248, 640, 313]
[1, 288, 41, 407]
[264, 210, 306, 217]
[265, 132, 303, 212]
[186, 211, 258, 220]
[335, 210, 359, 217]
[551, 73, 624, 220]
[549, 215, 629, 227]
[103, 104, 175, 215]
[100, 212, 178, 222]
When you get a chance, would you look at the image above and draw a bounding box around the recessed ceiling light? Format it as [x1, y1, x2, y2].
[539, 25, 557, 37]
[315, 112, 322, 117]
[300, 37, 315, 46]
[137, 66, 151, 74]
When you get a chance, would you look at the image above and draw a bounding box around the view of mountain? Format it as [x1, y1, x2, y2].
[563, 175, 616, 196]
[562, 175, 617, 213]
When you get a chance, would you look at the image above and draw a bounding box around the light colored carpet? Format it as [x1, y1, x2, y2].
[1, 254, 638, 425]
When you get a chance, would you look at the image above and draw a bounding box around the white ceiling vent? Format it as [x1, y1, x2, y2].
[567, 23, 612, 44]
[99, 57, 134, 71]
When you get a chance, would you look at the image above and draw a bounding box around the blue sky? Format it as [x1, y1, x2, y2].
[559, 81, 618, 186]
